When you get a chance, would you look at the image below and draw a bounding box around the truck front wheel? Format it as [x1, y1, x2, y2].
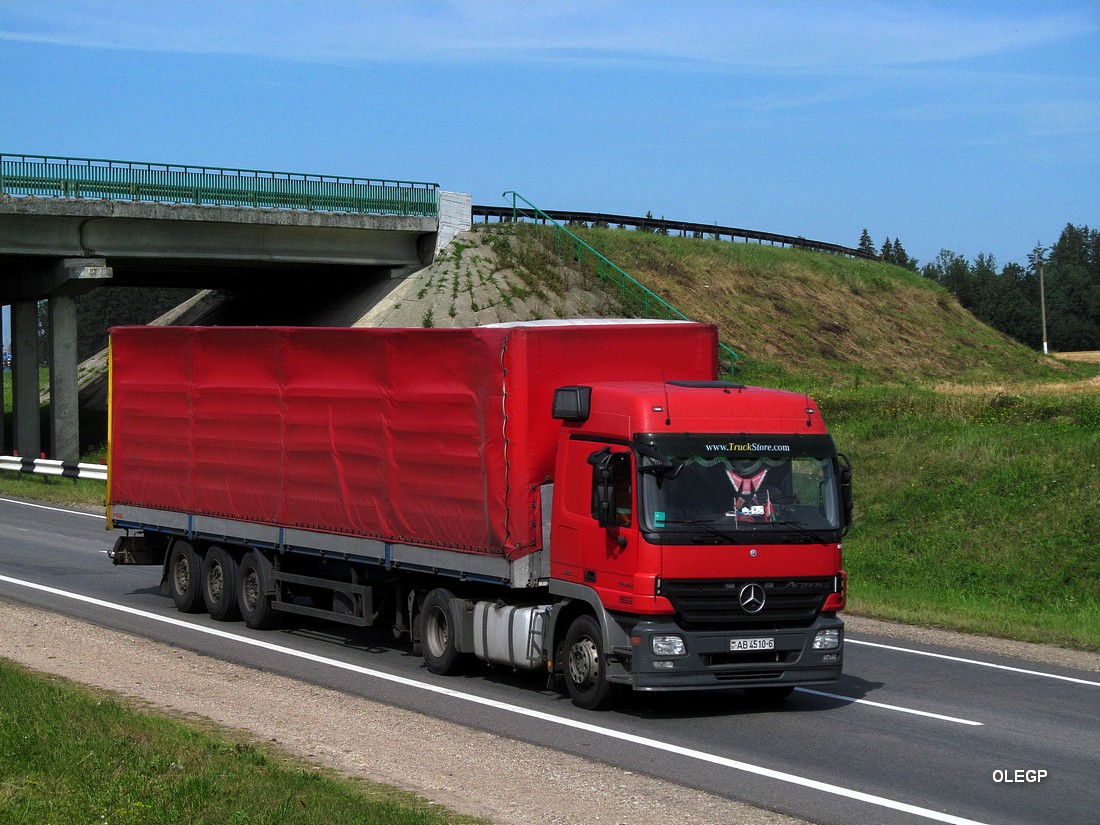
[168, 541, 205, 614]
[420, 588, 467, 675]
[237, 551, 278, 630]
[564, 614, 621, 711]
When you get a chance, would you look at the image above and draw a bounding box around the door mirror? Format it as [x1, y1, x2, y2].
[588, 448, 633, 530]
[587, 447, 615, 528]
[838, 453, 854, 531]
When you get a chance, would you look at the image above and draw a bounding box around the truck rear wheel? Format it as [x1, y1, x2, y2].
[168, 541, 205, 614]
[203, 545, 240, 622]
[564, 614, 621, 711]
[420, 588, 467, 675]
[237, 551, 278, 630]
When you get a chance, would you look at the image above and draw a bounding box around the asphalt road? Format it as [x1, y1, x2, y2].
[2, 496, 1097, 825]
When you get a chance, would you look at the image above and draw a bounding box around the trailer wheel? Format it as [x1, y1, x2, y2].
[563, 614, 621, 711]
[238, 551, 278, 630]
[420, 588, 467, 676]
[203, 546, 240, 622]
[168, 541, 205, 614]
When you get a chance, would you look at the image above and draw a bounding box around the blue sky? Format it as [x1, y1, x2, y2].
[1, 0, 1097, 316]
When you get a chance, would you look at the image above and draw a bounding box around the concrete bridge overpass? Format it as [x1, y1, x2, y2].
[0, 153, 471, 462]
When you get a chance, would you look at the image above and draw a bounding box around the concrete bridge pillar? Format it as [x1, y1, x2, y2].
[0, 306, 5, 454]
[5, 258, 111, 460]
[49, 293, 80, 462]
[11, 299, 39, 458]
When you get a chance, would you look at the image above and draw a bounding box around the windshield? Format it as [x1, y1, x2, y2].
[639, 434, 841, 538]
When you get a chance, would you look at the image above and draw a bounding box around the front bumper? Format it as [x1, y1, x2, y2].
[625, 614, 843, 691]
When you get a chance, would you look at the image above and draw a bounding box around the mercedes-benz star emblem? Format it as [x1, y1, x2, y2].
[739, 583, 766, 614]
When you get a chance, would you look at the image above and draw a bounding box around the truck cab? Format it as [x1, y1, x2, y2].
[546, 380, 850, 709]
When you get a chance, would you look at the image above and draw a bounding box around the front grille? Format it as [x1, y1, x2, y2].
[705, 650, 800, 666]
[713, 669, 784, 683]
[659, 577, 831, 627]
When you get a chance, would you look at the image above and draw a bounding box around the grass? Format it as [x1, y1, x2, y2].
[0, 661, 482, 825]
[495, 222, 1086, 385]
[822, 387, 1099, 649]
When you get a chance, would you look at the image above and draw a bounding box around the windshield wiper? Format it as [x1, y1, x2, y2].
[654, 516, 834, 545]
[659, 518, 741, 542]
[769, 519, 832, 544]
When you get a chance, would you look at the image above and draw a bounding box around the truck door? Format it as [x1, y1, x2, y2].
[585, 446, 640, 608]
[550, 439, 637, 600]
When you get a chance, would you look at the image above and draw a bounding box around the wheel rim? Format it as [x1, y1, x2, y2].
[424, 607, 448, 659]
[242, 569, 260, 612]
[207, 561, 224, 602]
[173, 555, 191, 594]
[567, 635, 600, 691]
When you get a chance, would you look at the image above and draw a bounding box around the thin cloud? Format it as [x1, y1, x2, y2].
[0, 0, 1095, 71]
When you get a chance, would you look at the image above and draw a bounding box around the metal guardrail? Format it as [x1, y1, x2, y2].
[1, 153, 440, 218]
[473, 204, 869, 259]
[0, 455, 107, 482]
[498, 191, 741, 372]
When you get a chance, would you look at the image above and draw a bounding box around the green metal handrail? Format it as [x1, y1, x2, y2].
[0, 153, 439, 218]
[500, 191, 741, 373]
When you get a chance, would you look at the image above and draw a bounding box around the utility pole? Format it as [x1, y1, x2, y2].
[1039, 262, 1049, 355]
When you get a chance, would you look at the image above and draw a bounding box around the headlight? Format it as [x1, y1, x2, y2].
[651, 635, 686, 656]
[813, 629, 840, 650]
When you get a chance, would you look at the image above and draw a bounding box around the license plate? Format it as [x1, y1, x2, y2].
[730, 637, 775, 651]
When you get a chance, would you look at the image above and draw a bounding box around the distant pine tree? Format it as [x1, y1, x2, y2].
[858, 228, 876, 256]
[890, 237, 917, 271]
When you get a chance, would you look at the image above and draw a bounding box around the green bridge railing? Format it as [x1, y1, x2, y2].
[500, 191, 741, 373]
[0, 153, 439, 218]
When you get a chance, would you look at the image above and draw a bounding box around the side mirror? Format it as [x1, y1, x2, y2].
[553, 385, 592, 421]
[587, 447, 615, 528]
[838, 453, 854, 531]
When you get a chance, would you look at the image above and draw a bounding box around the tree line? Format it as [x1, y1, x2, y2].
[859, 224, 1100, 353]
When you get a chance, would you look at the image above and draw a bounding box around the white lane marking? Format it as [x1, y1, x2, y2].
[0, 574, 992, 825]
[848, 638, 1100, 688]
[0, 497, 105, 521]
[796, 688, 983, 726]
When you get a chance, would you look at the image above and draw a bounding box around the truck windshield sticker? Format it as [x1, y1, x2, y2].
[706, 442, 792, 453]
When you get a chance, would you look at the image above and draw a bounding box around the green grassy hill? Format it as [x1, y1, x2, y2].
[558, 224, 1077, 385]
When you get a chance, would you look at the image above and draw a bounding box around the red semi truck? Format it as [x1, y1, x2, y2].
[107, 321, 851, 710]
